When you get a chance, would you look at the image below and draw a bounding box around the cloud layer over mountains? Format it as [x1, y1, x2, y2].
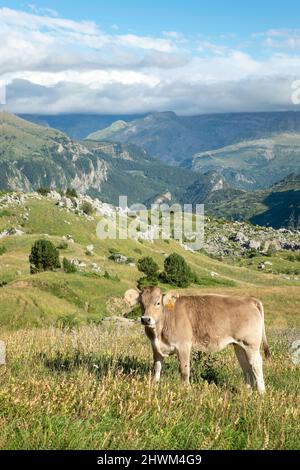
[1, 7, 300, 114]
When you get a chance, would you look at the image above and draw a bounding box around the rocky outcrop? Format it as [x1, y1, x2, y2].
[204, 219, 300, 257]
[1, 191, 299, 259]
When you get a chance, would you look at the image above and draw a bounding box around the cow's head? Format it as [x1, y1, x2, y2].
[124, 286, 178, 328]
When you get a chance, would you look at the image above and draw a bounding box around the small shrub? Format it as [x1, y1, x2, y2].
[162, 253, 192, 288]
[104, 271, 120, 281]
[0, 245, 7, 256]
[66, 188, 78, 198]
[0, 210, 12, 218]
[37, 187, 50, 196]
[63, 258, 77, 274]
[81, 201, 93, 216]
[29, 239, 61, 274]
[126, 305, 142, 320]
[265, 244, 277, 257]
[137, 257, 159, 286]
[246, 249, 259, 259]
[287, 254, 300, 262]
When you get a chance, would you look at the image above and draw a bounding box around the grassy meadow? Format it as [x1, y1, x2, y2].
[0, 195, 299, 449]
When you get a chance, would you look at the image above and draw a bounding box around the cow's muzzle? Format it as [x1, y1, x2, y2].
[141, 316, 155, 326]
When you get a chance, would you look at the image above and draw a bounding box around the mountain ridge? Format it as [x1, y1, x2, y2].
[87, 110, 300, 167]
[205, 174, 300, 229]
[1, 112, 299, 228]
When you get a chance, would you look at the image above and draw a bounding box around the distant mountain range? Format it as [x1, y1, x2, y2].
[86, 110, 300, 166]
[0, 112, 107, 194]
[1, 112, 299, 228]
[0, 112, 201, 205]
[85, 111, 300, 191]
[19, 113, 144, 140]
[205, 174, 300, 229]
[191, 133, 300, 190]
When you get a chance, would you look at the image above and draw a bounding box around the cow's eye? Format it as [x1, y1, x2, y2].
[156, 301, 161, 307]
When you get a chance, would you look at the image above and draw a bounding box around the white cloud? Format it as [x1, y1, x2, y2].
[116, 34, 174, 52]
[1, 7, 300, 114]
[197, 41, 229, 55]
[28, 4, 59, 17]
[257, 29, 300, 50]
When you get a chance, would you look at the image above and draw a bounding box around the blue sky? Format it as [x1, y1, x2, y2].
[3, 0, 300, 40]
[1, 1, 300, 114]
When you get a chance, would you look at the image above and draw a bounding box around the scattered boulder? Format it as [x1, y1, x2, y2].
[210, 271, 219, 277]
[233, 231, 249, 244]
[109, 252, 128, 264]
[71, 258, 86, 268]
[86, 244, 94, 255]
[0, 227, 24, 239]
[90, 262, 101, 272]
[247, 240, 261, 250]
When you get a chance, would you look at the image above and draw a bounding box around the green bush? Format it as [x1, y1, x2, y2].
[162, 253, 192, 288]
[37, 187, 50, 196]
[246, 249, 259, 259]
[126, 305, 142, 320]
[0, 245, 7, 256]
[66, 188, 78, 198]
[29, 239, 61, 274]
[63, 258, 77, 274]
[103, 271, 120, 282]
[0, 210, 13, 218]
[81, 201, 93, 215]
[286, 254, 300, 262]
[265, 244, 277, 257]
[137, 257, 159, 286]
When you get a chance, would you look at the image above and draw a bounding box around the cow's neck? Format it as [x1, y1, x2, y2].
[147, 309, 172, 345]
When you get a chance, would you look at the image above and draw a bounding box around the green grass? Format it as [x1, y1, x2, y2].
[0, 324, 299, 449]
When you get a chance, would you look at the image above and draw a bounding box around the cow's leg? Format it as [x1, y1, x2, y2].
[152, 351, 164, 384]
[245, 349, 266, 394]
[234, 344, 255, 388]
[177, 344, 191, 385]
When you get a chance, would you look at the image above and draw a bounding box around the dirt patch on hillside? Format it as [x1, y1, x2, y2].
[8, 280, 31, 289]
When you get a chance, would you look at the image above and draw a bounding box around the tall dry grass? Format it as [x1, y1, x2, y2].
[0, 323, 299, 450]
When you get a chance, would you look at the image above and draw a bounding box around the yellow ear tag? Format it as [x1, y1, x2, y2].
[167, 300, 175, 311]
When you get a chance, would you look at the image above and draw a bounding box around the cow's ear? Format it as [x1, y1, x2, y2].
[163, 292, 179, 310]
[124, 289, 140, 306]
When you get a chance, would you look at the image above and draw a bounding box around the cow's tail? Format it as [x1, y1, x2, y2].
[256, 300, 270, 359]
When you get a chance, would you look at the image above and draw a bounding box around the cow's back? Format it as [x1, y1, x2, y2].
[173, 294, 262, 349]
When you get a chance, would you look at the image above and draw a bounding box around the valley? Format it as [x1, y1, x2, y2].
[1, 111, 300, 229]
